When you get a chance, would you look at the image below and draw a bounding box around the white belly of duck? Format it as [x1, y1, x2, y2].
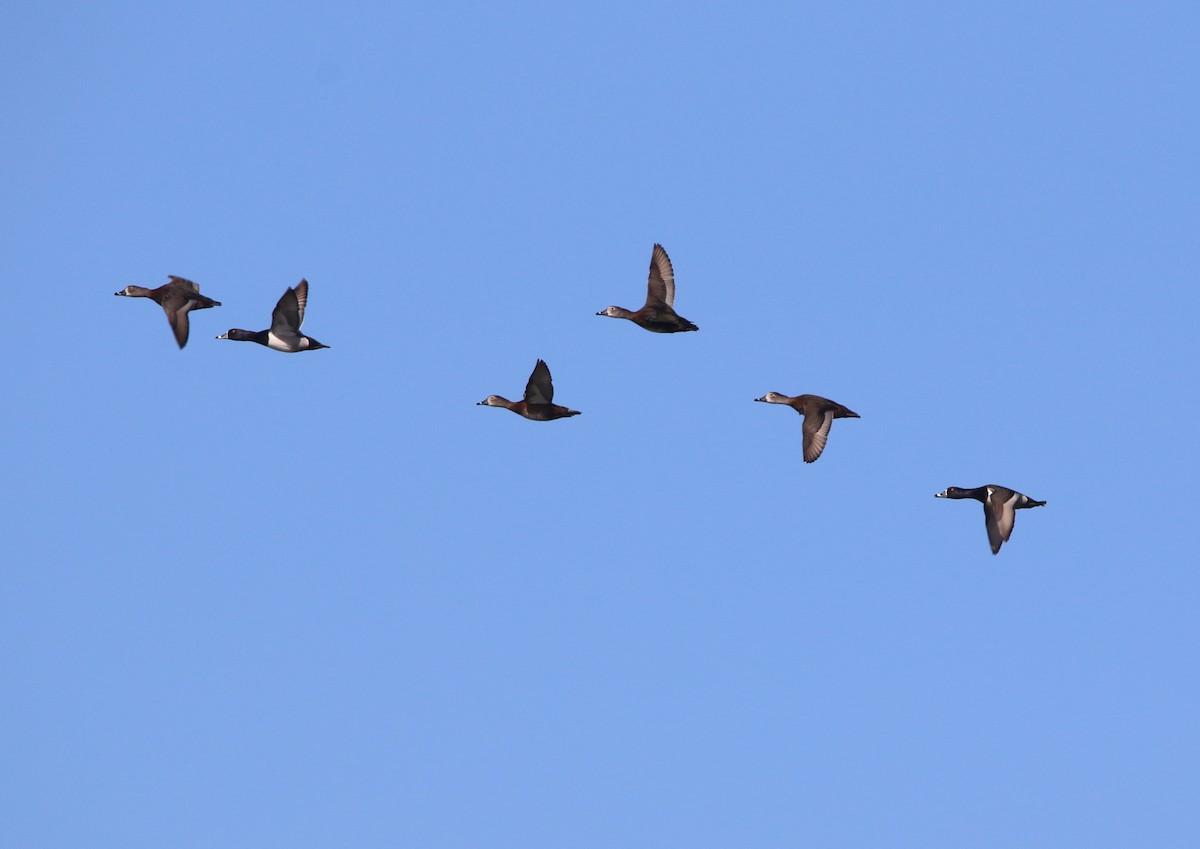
[266, 331, 305, 352]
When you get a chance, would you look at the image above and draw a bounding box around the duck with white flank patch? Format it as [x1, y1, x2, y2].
[935, 485, 1046, 554]
[754, 393, 860, 463]
[596, 243, 698, 333]
[115, 275, 222, 349]
[217, 279, 329, 353]
[478, 359, 581, 421]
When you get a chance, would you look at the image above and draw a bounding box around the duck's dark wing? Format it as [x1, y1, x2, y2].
[165, 276, 220, 311]
[154, 286, 195, 348]
[293, 279, 309, 327]
[802, 409, 835, 463]
[167, 304, 191, 348]
[984, 488, 1019, 554]
[271, 282, 305, 333]
[524, 359, 554, 404]
[168, 275, 201, 293]
[646, 243, 676, 307]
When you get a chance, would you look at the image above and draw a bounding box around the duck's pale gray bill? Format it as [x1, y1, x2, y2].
[934, 490, 948, 497]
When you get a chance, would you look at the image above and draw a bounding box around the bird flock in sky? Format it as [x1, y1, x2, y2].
[115, 243, 1045, 554]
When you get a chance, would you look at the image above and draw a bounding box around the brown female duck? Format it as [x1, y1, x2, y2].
[597, 243, 698, 333]
[754, 392, 860, 463]
[478, 359, 581, 421]
[114, 275, 222, 348]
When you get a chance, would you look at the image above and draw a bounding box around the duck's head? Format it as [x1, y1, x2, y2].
[755, 392, 788, 404]
[935, 487, 967, 499]
[477, 395, 511, 407]
[596, 306, 631, 319]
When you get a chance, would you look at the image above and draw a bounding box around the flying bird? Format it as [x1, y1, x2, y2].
[115, 275, 221, 348]
[935, 485, 1046, 554]
[217, 279, 329, 353]
[755, 393, 860, 463]
[478, 359, 581, 421]
[596, 243, 698, 333]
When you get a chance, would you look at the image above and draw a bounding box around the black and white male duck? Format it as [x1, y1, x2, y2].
[596, 243, 698, 333]
[935, 485, 1046, 555]
[478, 359, 581, 421]
[217, 279, 328, 353]
[754, 393, 860, 463]
[115, 275, 222, 348]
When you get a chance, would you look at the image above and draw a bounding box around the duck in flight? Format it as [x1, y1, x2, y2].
[754, 393, 860, 463]
[115, 275, 222, 348]
[217, 279, 328, 352]
[935, 485, 1046, 554]
[478, 359, 581, 421]
[597, 243, 698, 333]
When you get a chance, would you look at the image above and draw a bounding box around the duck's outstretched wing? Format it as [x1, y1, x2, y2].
[984, 488, 1019, 554]
[271, 280, 308, 334]
[524, 359, 554, 404]
[166, 301, 192, 348]
[646, 243, 675, 307]
[802, 409, 835, 463]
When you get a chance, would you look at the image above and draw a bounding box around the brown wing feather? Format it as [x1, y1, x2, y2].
[802, 409, 834, 463]
[646, 243, 676, 307]
[155, 285, 196, 348]
[168, 275, 201, 293]
[165, 300, 192, 348]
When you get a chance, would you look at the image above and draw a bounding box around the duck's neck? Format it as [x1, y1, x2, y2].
[224, 329, 268, 344]
[952, 487, 988, 501]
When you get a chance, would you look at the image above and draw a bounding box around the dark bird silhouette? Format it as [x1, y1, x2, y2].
[935, 485, 1046, 554]
[217, 279, 329, 352]
[115, 275, 222, 348]
[478, 359, 581, 421]
[755, 392, 860, 463]
[597, 243, 698, 333]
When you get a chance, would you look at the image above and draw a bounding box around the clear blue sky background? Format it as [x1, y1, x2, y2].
[2, 2, 1197, 846]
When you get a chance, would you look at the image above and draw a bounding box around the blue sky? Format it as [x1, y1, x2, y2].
[2, 2, 1197, 846]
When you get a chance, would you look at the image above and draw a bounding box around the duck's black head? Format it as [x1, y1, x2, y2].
[935, 487, 975, 500]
